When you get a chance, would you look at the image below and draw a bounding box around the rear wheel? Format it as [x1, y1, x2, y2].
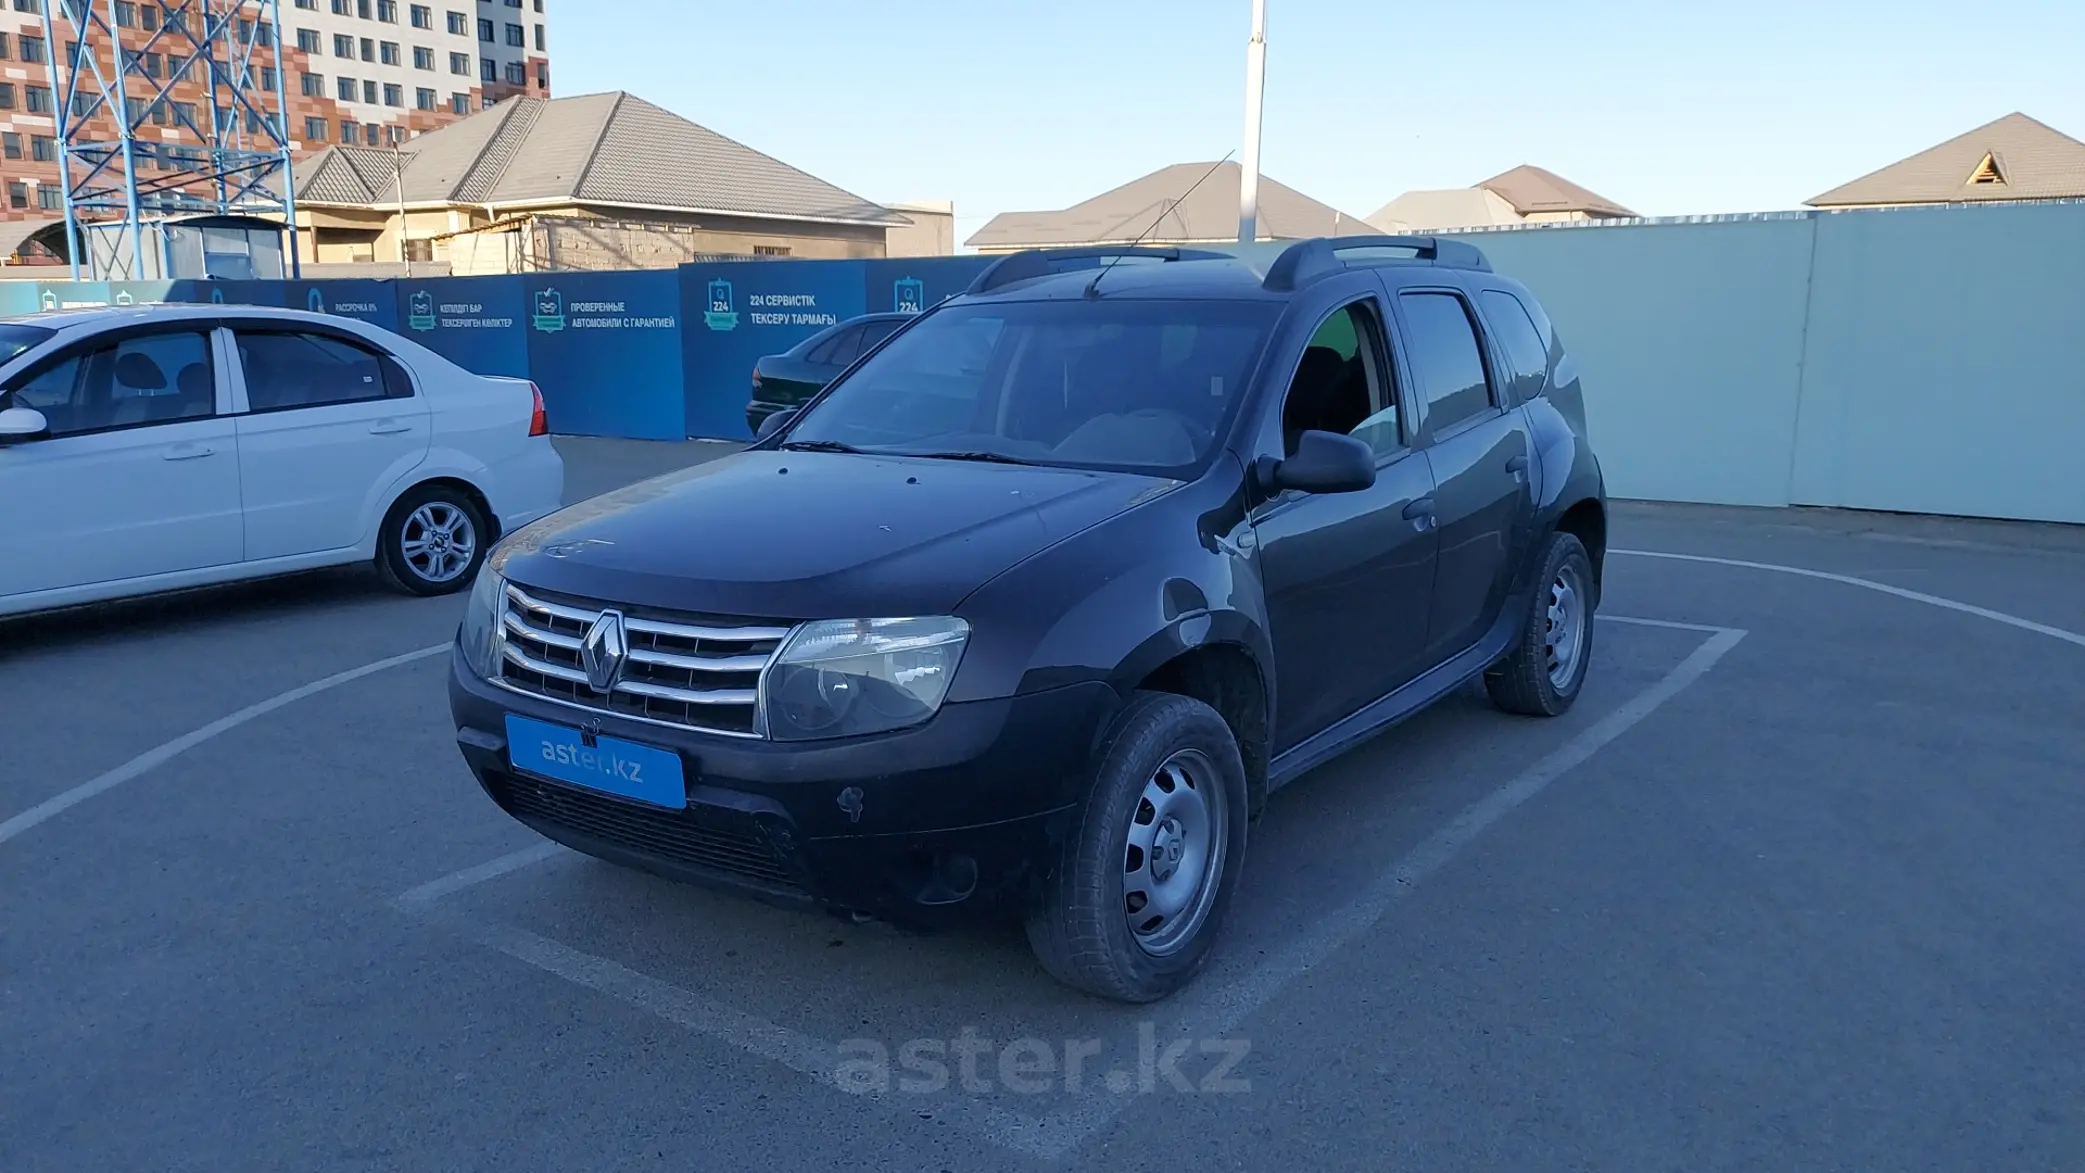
[1485, 530, 1595, 716]
[375, 484, 489, 597]
[1026, 691, 1249, 1003]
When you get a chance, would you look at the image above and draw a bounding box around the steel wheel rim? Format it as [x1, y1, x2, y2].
[401, 502, 476, 584]
[1544, 562, 1587, 691]
[1122, 748, 1227, 957]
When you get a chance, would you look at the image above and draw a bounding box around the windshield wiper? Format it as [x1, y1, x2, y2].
[777, 439, 868, 453]
[900, 450, 1039, 466]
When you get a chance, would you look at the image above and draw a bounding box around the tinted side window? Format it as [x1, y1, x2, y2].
[237, 331, 390, 410]
[858, 319, 902, 353]
[1398, 292, 1495, 432]
[805, 325, 862, 366]
[1479, 289, 1548, 402]
[1280, 299, 1401, 457]
[10, 331, 214, 436]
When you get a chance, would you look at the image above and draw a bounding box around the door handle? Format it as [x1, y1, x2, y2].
[1402, 497, 1435, 520]
[162, 443, 214, 460]
[369, 420, 413, 435]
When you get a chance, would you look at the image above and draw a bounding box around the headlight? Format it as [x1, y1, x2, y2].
[458, 569, 506, 680]
[761, 617, 969, 741]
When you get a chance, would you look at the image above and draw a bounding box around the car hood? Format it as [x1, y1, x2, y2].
[490, 449, 1182, 619]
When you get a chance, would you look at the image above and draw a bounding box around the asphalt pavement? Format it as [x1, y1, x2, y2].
[2, 437, 2080, 1172]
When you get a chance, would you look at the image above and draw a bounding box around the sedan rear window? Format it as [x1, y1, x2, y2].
[784, 300, 1279, 475]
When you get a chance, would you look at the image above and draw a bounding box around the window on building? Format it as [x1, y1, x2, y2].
[0, 84, 14, 110]
[124, 96, 146, 124]
[481, 93, 494, 109]
[39, 185, 60, 210]
[148, 100, 167, 126]
[32, 134, 54, 162]
[360, 37, 375, 62]
[0, 32, 10, 59]
[479, 56, 495, 82]
[8, 182, 26, 210]
[448, 51, 469, 74]
[414, 86, 435, 110]
[382, 83, 402, 106]
[504, 0, 519, 6]
[174, 101, 197, 127]
[477, 17, 493, 41]
[238, 17, 253, 43]
[446, 10, 466, 35]
[504, 23, 522, 46]
[358, 0, 372, 17]
[258, 66, 277, 89]
[533, 0, 542, 10]
[410, 4, 431, 29]
[21, 36, 44, 64]
[305, 116, 328, 141]
[450, 92, 469, 114]
[295, 0, 316, 8]
[362, 79, 378, 103]
[256, 20, 274, 46]
[25, 85, 51, 113]
[140, 3, 156, 29]
[333, 32, 353, 56]
[302, 71, 323, 96]
[378, 0, 397, 22]
[503, 60, 524, 85]
[340, 118, 357, 140]
[141, 51, 163, 77]
[380, 40, 400, 65]
[413, 45, 433, 69]
[331, 0, 349, 13]
[336, 75, 356, 101]
[72, 91, 100, 118]
[115, 1, 137, 27]
[364, 123, 380, 145]
[1, 133, 19, 160]
[533, 24, 543, 51]
[1398, 292, 1497, 433]
[298, 27, 320, 51]
[534, 60, 547, 89]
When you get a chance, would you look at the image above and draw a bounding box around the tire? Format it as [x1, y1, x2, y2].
[375, 483, 491, 597]
[1484, 530, 1596, 717]
[1026, 691, 1250, 1003]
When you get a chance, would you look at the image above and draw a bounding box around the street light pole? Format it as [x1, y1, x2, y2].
[1238, 0, 1267, 243]
[393, 142, 411, 277]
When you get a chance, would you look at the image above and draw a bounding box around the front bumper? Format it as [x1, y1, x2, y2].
[447, 645, 1118, 927]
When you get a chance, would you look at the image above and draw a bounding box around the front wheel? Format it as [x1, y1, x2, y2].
[1026, 691, 1249, 1003]
[375, 484, 490, 597]
[1485, 530, 1595, 716]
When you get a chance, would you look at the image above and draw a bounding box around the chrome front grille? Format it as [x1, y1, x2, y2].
[494, 582, 792, 737]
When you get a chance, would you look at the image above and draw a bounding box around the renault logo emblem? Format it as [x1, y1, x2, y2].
[579, 610, 628, 694]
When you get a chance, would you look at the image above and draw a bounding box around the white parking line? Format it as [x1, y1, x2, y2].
[1613, 548, 2085, 649]
[0, 642, 450, 848]
[392, 618, 1746, 1162]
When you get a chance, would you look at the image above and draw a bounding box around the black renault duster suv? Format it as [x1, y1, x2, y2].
[449, 235, 1607, 1003]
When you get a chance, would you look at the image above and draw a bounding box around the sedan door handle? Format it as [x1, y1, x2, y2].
[1402, 497, 1435, 520]
[1506, 454, 1530, 474]
[369, 420, 413, 435]
[162, 443, 215, 460]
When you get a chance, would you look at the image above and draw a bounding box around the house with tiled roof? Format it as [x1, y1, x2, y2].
[1368, 165, 1637, 232]
[1806, 113, 2085, 209]
[292, 91, 908, 273]
[965, 161, 1373, 253]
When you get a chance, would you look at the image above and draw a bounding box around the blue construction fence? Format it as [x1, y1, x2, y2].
[0, 255, 996, 442]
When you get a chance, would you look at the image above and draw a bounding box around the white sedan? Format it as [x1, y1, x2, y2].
[0, 304, 564, 618]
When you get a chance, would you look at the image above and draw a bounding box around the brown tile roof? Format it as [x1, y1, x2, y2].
[297, 92, 903, 226]
[1806, 112, 2085, 207]
[1476, 165, 1637, 218]
[965, 161, 1372, 249]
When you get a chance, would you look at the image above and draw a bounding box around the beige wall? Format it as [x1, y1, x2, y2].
[885, 201, 956, 257]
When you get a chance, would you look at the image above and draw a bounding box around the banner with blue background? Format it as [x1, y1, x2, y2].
[5, 254, 997, 440]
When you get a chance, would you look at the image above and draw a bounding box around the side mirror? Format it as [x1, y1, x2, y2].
[1259, 430, 1376, 495]
[755, 408, 797, 441]
[0, 405, 49, 445]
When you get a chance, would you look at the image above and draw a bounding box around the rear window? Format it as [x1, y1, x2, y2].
[1479, 290, 1549, 401]
[785, 299, 1280, 476]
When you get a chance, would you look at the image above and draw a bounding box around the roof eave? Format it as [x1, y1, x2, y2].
[489, 196, 906, 227]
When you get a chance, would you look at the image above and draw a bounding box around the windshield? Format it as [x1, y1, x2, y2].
[782, 299, 1279, 475]
[0, 322, 54, 367]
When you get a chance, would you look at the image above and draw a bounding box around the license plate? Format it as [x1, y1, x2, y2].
[503, 714, 687, 810]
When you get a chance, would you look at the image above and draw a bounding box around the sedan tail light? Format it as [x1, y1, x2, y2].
[527, 382, 548, 437]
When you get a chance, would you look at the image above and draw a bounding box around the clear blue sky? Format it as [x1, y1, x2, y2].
[556, 0, 2085, 243]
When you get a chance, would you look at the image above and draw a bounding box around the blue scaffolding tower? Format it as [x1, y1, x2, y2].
[38, 0, 300, 281]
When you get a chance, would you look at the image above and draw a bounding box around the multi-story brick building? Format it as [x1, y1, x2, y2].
[0, 0, 549, 261]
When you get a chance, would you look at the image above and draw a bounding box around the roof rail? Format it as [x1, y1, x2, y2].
[966, 245, 1234, 295]
[1260, 234, 1491, 291]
